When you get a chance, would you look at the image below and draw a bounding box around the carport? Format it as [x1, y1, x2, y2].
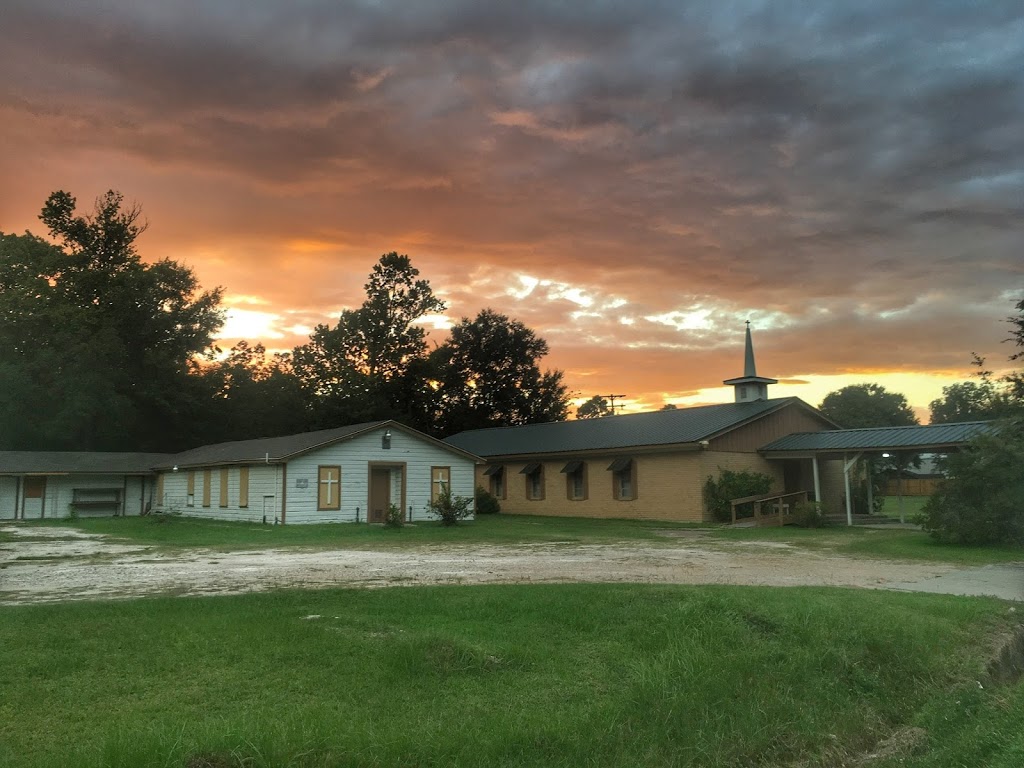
[760, 421, 995, 525]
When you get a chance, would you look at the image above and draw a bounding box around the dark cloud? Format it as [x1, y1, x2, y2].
[1, 0, 1022, 413]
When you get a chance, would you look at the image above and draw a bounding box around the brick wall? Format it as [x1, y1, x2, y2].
[475, 450, 787, 523]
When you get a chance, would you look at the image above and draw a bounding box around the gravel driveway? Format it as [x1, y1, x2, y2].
[1, 525, 1020, 605]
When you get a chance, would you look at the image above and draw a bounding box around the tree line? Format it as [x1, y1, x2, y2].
[0, 190, 569, 451]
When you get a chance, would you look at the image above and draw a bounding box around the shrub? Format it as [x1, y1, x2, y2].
[384, 502, 404, 528]
[474, 486, 501, 515]
[792, 501, 829, 528]
[427, 488, 473, 527]
[919, 418, 1024, 547]
[704, 469, 774, 522]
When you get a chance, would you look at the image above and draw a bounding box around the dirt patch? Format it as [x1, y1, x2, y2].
[0, 524, 978, 606]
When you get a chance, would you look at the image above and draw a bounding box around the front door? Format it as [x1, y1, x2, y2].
[22, 477, 46, 519]
[369, 468, 390, 523]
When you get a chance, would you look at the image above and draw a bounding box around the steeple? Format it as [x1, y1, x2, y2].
[722, 321, 777, 402]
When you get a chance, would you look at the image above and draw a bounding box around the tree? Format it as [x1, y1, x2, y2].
[577, 395, 612, 419]
[291, 253, 444, 428]
[1005, 298, 1024, 402]
[432, 309, 569, 434]
[661, 403, 678, 410]
[818, 383, 918, 429]
[929, 378, 1013, 424]
[917, 299, 1024, 545]
[919, 418, 1024, 546]
[0, 191, 224, 450]
[194, 342, 311, 442]
[359, 252, 445, 384]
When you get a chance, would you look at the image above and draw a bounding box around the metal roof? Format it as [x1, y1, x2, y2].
[444, 397, 814, 458]
[156, 420, 481, 469]
[0, 452, 171, 475]
[1, 421, 481, 475]
[760, 421, 996, 454]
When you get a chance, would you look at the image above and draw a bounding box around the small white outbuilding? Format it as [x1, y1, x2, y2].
[151, 420, 481, 524]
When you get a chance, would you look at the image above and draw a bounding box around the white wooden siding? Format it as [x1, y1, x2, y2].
[0, 476, 18, 519]
[156, 464, 283, 523]
[0, 475, 149, 519]
[151, 427, 475, 525]
[282, 427, 476, 524]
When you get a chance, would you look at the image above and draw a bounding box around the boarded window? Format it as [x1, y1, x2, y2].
[238, 467, 249, 508]
[23, 477, 45, 499]
[202, 469, 212, 508]
[431, 467, 451, 503]
[219, 468, 229, 507]
[318, 466, 341, 510]
[156, 474, 165, 506]
[187, 471, 195, 507]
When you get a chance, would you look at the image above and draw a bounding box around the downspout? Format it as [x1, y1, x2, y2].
[280, 463, 287, 525]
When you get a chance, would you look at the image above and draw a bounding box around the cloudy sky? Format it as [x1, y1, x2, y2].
[2, 1, 1022, 419]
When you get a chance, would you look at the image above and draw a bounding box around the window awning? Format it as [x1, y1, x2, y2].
[560, 460, 583, 474]
[483, 465, 504, 476]
[519, 462, 542, 475]
[607, 457, 632, 472]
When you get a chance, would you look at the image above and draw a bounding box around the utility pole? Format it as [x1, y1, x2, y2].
[604, 394, 627, 415]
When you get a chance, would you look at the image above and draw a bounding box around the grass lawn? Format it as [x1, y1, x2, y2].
[879, 495, 929, 520]
[2, 513, 704, 551]
[1, 584, 1021, 768]
[6, 512, 1022, 566]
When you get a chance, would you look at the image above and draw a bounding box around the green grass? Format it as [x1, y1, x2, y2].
[5, 513, 704, 551]
[879, 495, 929, 520]
[0, 584, 1019, 768]
[710, 525, 1024, 565]
[7, 513, 1022, 566]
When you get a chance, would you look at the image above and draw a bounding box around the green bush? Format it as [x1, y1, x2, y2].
[427, 488, 473, 527]
[704, 469, 774, 522]
[383, 503, 404, 528]
[792, 501, 829, 528]
[919, 418, 1024, 546]
[474, 486, 501, 515]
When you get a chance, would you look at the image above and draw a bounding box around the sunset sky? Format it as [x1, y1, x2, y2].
[2, 1, 1022, 420]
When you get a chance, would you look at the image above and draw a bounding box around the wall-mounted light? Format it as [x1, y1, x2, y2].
[172, 465, 179, 472]
[881, 453, 891, 459]
[382, 429, 392, 449]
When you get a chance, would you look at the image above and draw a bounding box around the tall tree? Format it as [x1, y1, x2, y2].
[291, 253, 444, 428]
[818, 383, 918, 429]
[0, 191, 224, 450]
[432, 309, 569, 435]
[1005, 298, 1024, 402]
[577, 396, 613, 419]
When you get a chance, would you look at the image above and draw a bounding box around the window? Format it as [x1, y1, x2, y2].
[607, 457, 637, 501]
[186, 471, 195, 507]
[238, 467, 249, 508]
[520, 462, 545, 500]
[202, 469, 212, 507]
[318, 466, 341, 510]
[219, 468, 229, 507]
[484, 465, 505, 499]
[431, 466, 451, 502]
[561, 460, 587, 501]
[156, 473, 165, 506]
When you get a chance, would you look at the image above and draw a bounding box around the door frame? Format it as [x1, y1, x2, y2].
[21, 475, 47, 519]
[366, 461, 407, 523]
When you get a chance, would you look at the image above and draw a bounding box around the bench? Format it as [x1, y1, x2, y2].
[70, 488, 123, 515]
